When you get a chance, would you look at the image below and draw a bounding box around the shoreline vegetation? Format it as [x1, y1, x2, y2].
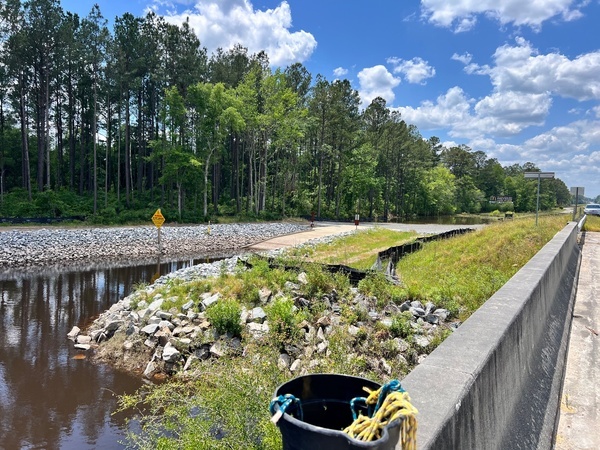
[69, 215, 569, 449]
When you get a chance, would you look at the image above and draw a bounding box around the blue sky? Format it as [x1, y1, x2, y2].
[61, 0, 600, 198]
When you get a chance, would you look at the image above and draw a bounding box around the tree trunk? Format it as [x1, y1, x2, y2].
[19, 74, 32, 200]
[44, 73, 50, 190]
[79, 117, 85, 195]
[317, 149, 323, 217]
[68, 71, 75, 190]
[136, 90, 143, 193]
[125, 94, 131, 207]
[93, 82, 98, 215]
[335, 146, 343, 218]
[203, 146, 215, 217]
[55, 86, 63, 189]
[230, 135, 240, 213]
[177, 181, 182, 220]
[246, 137, 254, 213]
[212, 160, 220, 214]
[117, 91, 122, 203]
[106, 95, 111, 208]
[36, 72, 44, 192]
[258, 133, 267, 212]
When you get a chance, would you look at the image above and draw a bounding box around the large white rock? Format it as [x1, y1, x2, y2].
[67, 326, 80, 340]
[162, 342, 181, 362]
[141, 324, 160, 335]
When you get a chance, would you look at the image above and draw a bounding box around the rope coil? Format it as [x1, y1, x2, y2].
[269, 394, 303, 424]
[270, 379, 417, 449]
[343, 381, 418, 450]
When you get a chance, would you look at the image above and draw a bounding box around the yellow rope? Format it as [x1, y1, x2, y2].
[343, 386, 418, 450]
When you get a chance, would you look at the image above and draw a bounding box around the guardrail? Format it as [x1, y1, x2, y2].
[402, 221, 580, 449]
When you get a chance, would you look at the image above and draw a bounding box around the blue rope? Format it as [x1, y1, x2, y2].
[269, 394, 304, 421]
[350, 380, 405, 421]
[350, 396, 368, 421]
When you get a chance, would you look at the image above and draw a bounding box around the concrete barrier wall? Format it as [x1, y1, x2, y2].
[401, 222, 581, 450]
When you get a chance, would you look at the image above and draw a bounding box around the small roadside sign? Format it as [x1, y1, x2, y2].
[152, 209, 165, 228]
[570, 187, 584, 196]
[524, 171, 555, 179]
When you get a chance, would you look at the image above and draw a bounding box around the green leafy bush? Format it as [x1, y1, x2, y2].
[266, 297, 303, 346]
[303, 264, 336, 298]
[390, 311, 414, 339]
[205, 298, 242, 337]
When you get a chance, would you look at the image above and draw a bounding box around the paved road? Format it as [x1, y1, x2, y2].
[244, 221, 485, 251]
[244, 223, 357, 251]
[555, 232, 600, 450]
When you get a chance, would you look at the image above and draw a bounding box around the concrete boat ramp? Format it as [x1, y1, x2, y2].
[244, 221, 485, 252]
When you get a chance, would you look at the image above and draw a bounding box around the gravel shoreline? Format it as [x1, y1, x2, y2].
[0, 222, 309, 270]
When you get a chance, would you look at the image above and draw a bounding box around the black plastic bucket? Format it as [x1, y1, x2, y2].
[271, 373, 401, 450]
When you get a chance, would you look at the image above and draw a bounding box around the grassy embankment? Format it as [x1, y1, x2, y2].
[582, 214, 600, 232]
[116, 215, 568, 450]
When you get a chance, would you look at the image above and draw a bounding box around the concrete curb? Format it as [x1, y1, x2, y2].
[401, 222, 580, 449]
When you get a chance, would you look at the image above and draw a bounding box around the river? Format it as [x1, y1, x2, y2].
[0, 256, 220, 449]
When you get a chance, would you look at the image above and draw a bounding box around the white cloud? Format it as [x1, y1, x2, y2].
[333, 67, 348, 78]
[441, 140, 459, 149]
[457, 38, 600, 101]
[395, 87, 552, 139]
[451, 52, 473, 65]
[469, 120, 600, 195]
[473, 91, 552, 130]
[387, 57, 435, 84]
[357, 65, 401, 108]
[159, 0, 317, 67]
[395, 86, 473, 131]
[455, 15, 477, 32]
[420, 0, 584, 31]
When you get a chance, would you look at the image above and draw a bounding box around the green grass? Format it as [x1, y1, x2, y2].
[583, 215, 600, 232]
[118, 345, 285, 450]
[287, 227, 417, 270]
[396, 215, 567, 319]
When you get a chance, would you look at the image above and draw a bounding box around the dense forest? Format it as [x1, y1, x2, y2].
[0, 0, 572, 223]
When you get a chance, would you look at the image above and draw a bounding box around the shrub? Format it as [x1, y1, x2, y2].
[357, 272, 404, 307]
[205, 298, 242, 337]
[237, 257, 294, 304]
[390, 311, 414, 339]
[266, 297, 302, 346]
[303, 264, 336, 298]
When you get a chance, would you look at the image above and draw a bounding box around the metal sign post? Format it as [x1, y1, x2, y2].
[570, 187, 585, 221]
[152, 209, 165, 253]
[354, 213, 360, 230]
[524, 172, 555, 225]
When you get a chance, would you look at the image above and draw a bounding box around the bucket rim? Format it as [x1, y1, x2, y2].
[272, 373, 403, 448]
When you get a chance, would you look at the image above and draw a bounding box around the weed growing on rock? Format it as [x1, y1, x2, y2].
[358, 272, 406, 307]
[390, 311, 414, 339]
[205, 298, 242, 337]
[265, 297, 305, 347]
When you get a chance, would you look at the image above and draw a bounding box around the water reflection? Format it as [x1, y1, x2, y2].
[0, 255, 224, 449]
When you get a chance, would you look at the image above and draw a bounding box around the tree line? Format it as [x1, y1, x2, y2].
[0, 0, 571, 222]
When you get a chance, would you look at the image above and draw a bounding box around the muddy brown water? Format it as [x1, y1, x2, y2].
[0, 256, 223, 449]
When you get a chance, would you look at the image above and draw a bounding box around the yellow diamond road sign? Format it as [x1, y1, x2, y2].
[152, 209, 165, 228]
